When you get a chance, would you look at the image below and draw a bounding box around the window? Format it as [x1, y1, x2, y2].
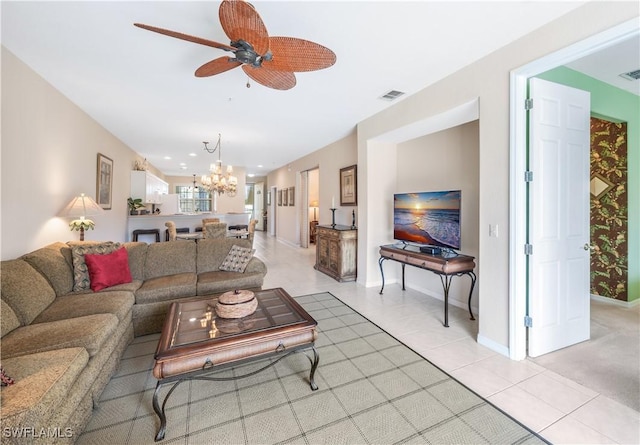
[176, 186, 212, 212]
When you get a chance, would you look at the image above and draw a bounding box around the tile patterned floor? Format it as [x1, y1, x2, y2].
[79, 292, 544, 445]
[254, 232, 640, 445]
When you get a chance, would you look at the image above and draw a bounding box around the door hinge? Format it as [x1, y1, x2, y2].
[524, 171, 533, 182]
[525, 98, 533, 110]
[524, 316, 533, 327]
[524, 244, 533, 255]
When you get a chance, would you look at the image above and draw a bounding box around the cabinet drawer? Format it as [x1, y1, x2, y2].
[316, 227, 339, 239]
[381, 251, 408, 263]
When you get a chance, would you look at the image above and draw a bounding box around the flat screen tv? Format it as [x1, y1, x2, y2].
[393, 190, 461, 250]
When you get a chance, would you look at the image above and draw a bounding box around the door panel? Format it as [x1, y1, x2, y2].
[528, 78, 591, 357]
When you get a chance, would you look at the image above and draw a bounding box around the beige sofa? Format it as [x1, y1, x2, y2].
[0, 238, 266, 444]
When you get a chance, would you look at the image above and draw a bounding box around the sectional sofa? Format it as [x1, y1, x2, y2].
[0, 237, 266, 444]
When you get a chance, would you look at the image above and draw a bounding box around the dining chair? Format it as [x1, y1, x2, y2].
[248, 219, 258, 246]
[164, 221, 177, 241]
[203, 222, 227, 239]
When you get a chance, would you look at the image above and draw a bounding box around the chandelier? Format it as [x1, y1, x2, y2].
[200, 134, 237, 197]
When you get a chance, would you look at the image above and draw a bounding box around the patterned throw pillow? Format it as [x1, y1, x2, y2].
[71, 242, 120, 291]
[0, 366, 15, 386]
[219, 245, 254, 273]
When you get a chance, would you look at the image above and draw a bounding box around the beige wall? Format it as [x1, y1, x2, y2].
[267, 132, 357, 246]
[384, 121, 480, 310]
[357, 2, 639, 353]
[1, 47, 144, 259]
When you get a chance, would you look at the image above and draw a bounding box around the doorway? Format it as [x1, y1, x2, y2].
[509, 19, 639, 360]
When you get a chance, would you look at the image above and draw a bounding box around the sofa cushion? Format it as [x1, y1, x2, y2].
[1, 314, 118, 359]
[196, 270, 264, 296]
[197, 238, 252, 273]
[1, 299, 21, 338]
[32, 291, 134, 324]
[85, 247, 133, 291]
[21, 242, 74, 296]
[70, 242, 120, 292]
[1, 260, 56, 325]
[219, 245, 254, 273]
[144, 241, 196, 280]
[135, 273, 197, 305]
[0, 348, 89, 432]
[123, 242, 148, 281]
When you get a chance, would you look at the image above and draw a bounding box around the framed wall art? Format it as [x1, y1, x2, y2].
[283, 187, 288, 206]
[277, 190, 282, 206]
[288, 187, 295, 206]
[340, 164, 357, 206]
[96, 153, 113, 210]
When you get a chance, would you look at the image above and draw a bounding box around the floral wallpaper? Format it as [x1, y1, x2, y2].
[590, 117, 628, 301]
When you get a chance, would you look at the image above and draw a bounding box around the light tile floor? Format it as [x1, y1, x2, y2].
[253, 232, 640, 445]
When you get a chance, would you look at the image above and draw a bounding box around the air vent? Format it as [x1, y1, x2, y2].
[619, 69, 640, 81]
[380, 90, 405, 101]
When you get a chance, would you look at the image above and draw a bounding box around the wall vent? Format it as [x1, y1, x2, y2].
[380, 90, 405, 101]
[619, 69, 640, 81]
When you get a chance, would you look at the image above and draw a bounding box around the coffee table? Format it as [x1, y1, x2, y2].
[151, 288, 319, 441]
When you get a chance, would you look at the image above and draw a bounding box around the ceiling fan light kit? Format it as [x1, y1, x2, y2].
[135, 0, 336, 90]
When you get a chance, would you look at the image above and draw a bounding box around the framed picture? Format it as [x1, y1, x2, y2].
[340, 164, 357, 206]
[288, 187, 295, 206]
[267, 191, 271, 206]
[96, 153, 113, 209]
[277, 190, 282, 206]
[283, 187, 288, 206]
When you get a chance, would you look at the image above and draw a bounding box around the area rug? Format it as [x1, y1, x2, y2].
[77, 292, 547, 444]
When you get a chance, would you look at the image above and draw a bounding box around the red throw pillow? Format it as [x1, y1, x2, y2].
[84, 247, 133, 291]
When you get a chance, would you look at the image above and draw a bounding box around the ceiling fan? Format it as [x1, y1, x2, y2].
[134, 0, 336, 90]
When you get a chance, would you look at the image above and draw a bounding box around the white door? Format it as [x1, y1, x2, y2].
[254, 182, 264, 231]
[528, 78, 591, 357]
[269, 186, 277, 236]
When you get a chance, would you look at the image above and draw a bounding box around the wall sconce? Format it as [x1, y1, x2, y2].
[59, 193, 104, 241]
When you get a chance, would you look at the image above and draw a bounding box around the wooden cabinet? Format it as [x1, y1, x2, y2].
[309, 221, 319, 244]
[314, 225, 357, 282]
[131, 171, 169, 204]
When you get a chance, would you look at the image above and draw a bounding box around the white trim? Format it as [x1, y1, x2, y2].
[477, 334, 510, 358]
[591, 293, 640, 308]
[509, 19, 639, 361]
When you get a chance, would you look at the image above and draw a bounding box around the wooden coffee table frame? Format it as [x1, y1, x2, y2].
[151, 288, 319, 442]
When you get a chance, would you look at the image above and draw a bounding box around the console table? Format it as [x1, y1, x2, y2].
[378, 244, 476, 327]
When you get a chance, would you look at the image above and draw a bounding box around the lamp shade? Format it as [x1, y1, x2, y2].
[310, 200, 319, 208]
[59, 193, 103, 218]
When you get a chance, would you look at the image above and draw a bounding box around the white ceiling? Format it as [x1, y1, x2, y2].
[4, 1, 635, 178]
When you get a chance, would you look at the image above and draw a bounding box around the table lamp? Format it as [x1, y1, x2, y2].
[310, 200, 319, 221]
[59, 193, 104, 241]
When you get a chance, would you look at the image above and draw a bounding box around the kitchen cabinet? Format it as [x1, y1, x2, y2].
[131, 171, 169, 204]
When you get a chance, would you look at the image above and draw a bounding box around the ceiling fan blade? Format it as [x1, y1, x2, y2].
[265, 37, 336, 72]
[195, 57, 242, 77]
[134, 23, 236, 52]
[242, 65, 296, 90]
[219, 0, 269, 56]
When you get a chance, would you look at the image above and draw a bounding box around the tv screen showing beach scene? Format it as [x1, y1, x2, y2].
[393, 190, 461, 250]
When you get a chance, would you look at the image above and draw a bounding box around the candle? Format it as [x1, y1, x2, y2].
[331, 196, 335, 208]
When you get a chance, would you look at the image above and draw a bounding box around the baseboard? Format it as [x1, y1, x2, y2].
[405, 283, 479, 316]
[477, 334, 510, 358]
[276, 238, 300, 249]
[591, 293, 639, 308]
